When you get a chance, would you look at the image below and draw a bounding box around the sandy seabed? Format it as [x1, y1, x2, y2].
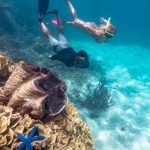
[71, 41, 150, 150]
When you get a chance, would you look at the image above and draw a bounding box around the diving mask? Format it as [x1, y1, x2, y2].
[104, 18, 115, 38]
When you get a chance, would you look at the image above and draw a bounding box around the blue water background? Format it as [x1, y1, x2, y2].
[12, 0, 150, 47]
[6, 0, 150, 149]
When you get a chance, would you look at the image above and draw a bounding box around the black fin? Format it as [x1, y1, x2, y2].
[38, 0, 49, 18]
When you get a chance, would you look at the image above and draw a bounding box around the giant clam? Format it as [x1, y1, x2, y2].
[0, 62, 68, 119]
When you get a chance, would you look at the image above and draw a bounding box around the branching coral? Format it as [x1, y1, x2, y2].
[69, 77, 115, 117]
[85, 78, 115, 110]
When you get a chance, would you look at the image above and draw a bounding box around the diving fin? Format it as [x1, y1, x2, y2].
[38, 0, 50, 18]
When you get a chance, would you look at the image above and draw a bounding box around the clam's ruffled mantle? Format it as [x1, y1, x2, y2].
[0, 60, 68, 118]
[0, 54, 93, 150]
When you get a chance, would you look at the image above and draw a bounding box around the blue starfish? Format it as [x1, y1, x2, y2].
[17, 125, 45, 150]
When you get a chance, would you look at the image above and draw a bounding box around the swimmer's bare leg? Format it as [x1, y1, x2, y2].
[53, 11, 64, 34]
[39, 19, 59, 49]
[65, 0, 78, 21]
[54, 11, 69, 42]
[39, 20, 52, 39]
[47, 8, 64, 34]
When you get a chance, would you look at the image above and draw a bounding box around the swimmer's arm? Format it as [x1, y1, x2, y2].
[100, 17, 108, 24]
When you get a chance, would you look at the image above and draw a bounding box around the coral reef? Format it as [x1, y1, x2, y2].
[0, 54, 93, 149]
[0, 104, 93, 150]
[0, 53, 13, 82]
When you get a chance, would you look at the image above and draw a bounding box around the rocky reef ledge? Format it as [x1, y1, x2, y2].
[0, 53, 93, 150]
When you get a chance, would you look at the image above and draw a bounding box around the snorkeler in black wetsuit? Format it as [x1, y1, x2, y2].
[38, 0, 89, 68]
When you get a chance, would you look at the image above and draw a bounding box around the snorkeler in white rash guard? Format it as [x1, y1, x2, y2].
[65, 0, 116, 43]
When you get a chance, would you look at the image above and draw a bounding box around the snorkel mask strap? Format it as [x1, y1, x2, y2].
[105, 30, 115, 38]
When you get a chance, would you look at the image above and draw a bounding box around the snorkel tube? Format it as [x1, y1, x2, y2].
[105, 17, 111, 29]
[104, 18, 115, 38]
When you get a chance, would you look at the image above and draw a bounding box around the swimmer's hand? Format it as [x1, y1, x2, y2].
[100, 17, 108, 24]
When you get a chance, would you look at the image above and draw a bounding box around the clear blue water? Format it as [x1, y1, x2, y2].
[71, 41, 150, 149]
[2, 0, 150, 149]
